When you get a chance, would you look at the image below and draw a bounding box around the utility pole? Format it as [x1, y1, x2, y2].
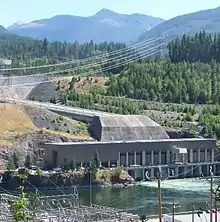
[192, 206, 195, 222]
[172, 201, 175, 222]
[210, 166, 213, 222]
[214, 192, 217, 222]
[157, 167, 162, 222]
[214, 184, 220, 222]
[89, 165, 92, 207]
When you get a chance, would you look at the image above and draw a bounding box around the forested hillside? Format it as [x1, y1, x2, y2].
[105, 61, 220, 104]
[168, 30, 220, 63]
[0, 35, 126, 65]
[81, 31, 220, 105]
[55, 31, 220, 140]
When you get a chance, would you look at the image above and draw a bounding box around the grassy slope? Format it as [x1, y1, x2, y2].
[0, 104, 37, 132]
[0, 103, 90, 146]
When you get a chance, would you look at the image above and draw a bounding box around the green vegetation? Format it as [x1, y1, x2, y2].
[7, 155, 16, 171]
[91, 151, 101, 181]
[0, 35, 127, 76]
[12, 152, 20, 169]
[10, 170, 39, 222]
[105, 61, 220, 104]
[2, 30, 220, 141]
[24, 154, 32, 169]
[57, 31, 220, 141]
[62, 156, 77, 171]
[168, 30, 220, 63]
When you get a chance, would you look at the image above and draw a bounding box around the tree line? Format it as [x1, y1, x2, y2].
[0, 34, 129, 76]
[0, 35, 126, 63]
[168, 30, 220, 63]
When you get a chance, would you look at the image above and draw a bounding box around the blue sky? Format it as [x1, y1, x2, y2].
[1, 0, 220, 27]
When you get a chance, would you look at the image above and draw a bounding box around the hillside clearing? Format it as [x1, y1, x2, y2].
[58, 76, 108, 93]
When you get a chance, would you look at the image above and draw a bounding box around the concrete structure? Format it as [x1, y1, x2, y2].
[90, 115, 169, 141]
[43, 138, 220, 180]
[161, 211, 220, 222]
[0, 98, 114, 123]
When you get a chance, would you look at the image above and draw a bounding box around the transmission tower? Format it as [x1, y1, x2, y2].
[0, 58, 12, 87]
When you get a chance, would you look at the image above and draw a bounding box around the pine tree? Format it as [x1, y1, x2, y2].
[12, 152, 19, 169]
[69, 156, 76, 171]
[63, 157, 69, 171]
[93, 151, 100, 168]
[6, 156, 16, 171]
[24, 154, 32, 169]
[91, 151, 101, 181]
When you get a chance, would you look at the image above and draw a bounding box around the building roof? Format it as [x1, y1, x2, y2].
[0, 58, 12, 66]
[91, 115, 170, 141]
[45, 138, 215, 146]
[99, 115, 160, 127]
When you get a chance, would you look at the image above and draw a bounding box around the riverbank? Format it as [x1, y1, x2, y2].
[1, 167, 135, 190]
[2, 179, 212, 217]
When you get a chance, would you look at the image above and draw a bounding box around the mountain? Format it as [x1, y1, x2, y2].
[139, 6, 220, 41]
[7, 9, 164, 43]
[0, 25, 8, 34]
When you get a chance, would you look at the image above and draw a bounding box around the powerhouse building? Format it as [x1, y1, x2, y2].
[43, 115, 220, 180]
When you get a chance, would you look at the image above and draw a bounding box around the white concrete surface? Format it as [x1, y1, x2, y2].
[147, 212, 220, 222]
[0, 97, 114, 117]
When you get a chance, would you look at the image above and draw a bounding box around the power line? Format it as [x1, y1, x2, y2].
[0, 41, 164, 81]
[0, 37, 164, 71]
[0, 44, 164, 87]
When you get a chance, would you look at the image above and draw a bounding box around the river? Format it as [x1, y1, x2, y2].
[77, 178, 215, 216]
[3, 178, 215, 217]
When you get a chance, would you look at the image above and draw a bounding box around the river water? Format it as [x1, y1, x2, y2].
[77, 179, 215, 216]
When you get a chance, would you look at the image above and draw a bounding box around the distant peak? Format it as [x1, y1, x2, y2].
[7, 20, 24, 29]
[15, 20, 24, 25]
[94, 8, 118, 17]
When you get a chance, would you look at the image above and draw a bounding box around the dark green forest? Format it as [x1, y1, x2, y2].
[0, 35, 127, 76]
[0, 35, 126, 62]
[168, 30, 220, 63]
[105, 61, 220, 104]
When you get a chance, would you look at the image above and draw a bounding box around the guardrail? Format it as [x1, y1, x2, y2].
[1, 98, 114, 117]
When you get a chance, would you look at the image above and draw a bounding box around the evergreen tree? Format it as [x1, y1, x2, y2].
[91, 151, 101, 181]
[6, 156, 16, 171]
[63, 157, 69, 171]
[24, 154, 32, 169]
[12, 152, 19, 169]
[69, 156, 76, 170]
[93, 151, 101, 168]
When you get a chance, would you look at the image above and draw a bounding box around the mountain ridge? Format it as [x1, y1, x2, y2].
[0, 25, 8, 34]
[7, 9, 164, 43]
[139, 6, 220, 41]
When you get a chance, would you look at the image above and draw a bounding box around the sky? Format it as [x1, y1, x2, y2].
[0, 0, 220, 27]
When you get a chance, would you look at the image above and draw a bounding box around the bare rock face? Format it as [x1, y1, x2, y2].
[0, 133, 88, 169]
[95, 169, 134, 187]
[119, 171, 134, 183]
